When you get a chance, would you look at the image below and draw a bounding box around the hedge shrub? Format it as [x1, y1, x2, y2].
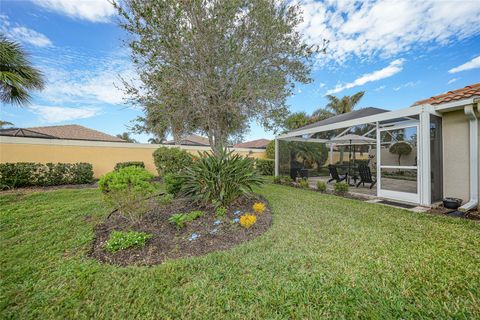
[0, 162, 93, 189]
[114, 161, 145, 171]
[256, 158, 274, 176]
[152, 147, 193, 176]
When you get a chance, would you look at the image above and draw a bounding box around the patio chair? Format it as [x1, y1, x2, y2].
[356, 164, 376, 189]
[327, 165, 347, 183]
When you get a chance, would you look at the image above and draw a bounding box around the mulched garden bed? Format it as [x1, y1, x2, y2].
[89, 196, 272, 266]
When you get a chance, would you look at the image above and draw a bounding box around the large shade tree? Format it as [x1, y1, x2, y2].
[0, 36, 44, 106]
[114, 0, 321, 154]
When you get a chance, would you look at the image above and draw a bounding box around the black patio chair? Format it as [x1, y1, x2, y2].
[327, 165, 347, 183]
[356, 164, 376, 189]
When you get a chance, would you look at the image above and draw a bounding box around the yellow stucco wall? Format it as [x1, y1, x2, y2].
[441, 109, 475, 202]
[0, 137, 266, 178]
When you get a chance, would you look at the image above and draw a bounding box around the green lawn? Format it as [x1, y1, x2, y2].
[1, 184, 480, 319]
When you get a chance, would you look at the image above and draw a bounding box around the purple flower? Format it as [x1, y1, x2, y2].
[210, 228, 218, 235]
[213, 220, 221, 225]
[233, 218, 240, 223]
[233, 210, 241, 215]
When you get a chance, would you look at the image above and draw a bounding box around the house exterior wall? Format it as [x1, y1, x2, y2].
[442, 109, 472, 203]
[0, 137, 266, 178]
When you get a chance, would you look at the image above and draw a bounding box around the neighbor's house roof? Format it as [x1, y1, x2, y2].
[164, 134, 210, 146]
[412, 83, 480, 106]
[290, 107, 389, 133]
[0, 124, 126, 142]
[234, 138, 270, 149]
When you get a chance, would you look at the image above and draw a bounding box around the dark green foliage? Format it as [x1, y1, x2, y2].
[153, 147, 193, 176]
[105, 230, 152, 252]
[334, 182, 349, 194]
[176, 149, 264, 205]
[98, 166, 156, 222]
[317, 181, 327, 192]
[0, 162, 93, 189]
[163, 173, 183, 196]
[114, 161, 145, 171]
[265, 140, 275, 159]
[256, 159, 275, 176]
[168, 210, 205, 229]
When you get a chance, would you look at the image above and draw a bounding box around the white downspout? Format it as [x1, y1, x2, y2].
[459, 103, 479, 212]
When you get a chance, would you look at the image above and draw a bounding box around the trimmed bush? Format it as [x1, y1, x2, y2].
[153, 147, 193, 176]
[334, 182, 349, 194]
[98, 166, 156, 222]
[114, 161, 145, 171]
[265, 140, 275, 159]
[175, 149, 264, 206]
[316, 181, 327, 192]
[256, 158, 274, 176]
[0, 162, 93, 189]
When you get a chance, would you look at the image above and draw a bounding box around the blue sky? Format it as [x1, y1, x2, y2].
[1, 0, 479, 143]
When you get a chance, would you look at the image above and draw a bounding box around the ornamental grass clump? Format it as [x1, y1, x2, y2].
[316, 181, 327, 192]
[239, 214, 257, 228]
[252, 202, 266, 214]
[98, 166, 156, 223]
[175, 148, 264, 206]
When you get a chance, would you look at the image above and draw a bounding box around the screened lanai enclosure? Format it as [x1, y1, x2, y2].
[275, 107, 443, 206]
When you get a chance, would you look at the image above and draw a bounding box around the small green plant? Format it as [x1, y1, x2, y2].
[158, 193, 174, 205]
[215, 206, 227, 217]
[163, 173, 183, 196]
[105, 230, 153, 252]
[334, 182, 349, 194]
[274, 175, 293, 185]
[316, 181, 327, 192]
[168, 210, 205, 229]
[298, 178, 309, 189]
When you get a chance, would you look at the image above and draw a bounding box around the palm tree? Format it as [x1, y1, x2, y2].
[0, 36, 45, 106]
[0, 120, 14, 128]
[312, 91, 365, 119]
[116, 132, 138, 143]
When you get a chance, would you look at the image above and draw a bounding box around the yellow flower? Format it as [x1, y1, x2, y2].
[239, 214, 257, 228]
[252, 202, 266, 214]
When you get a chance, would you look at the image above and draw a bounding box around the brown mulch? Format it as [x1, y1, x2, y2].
[89, 196, 272, 266]
[0, 182, 98, 194]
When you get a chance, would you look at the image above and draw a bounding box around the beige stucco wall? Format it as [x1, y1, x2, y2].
[0, 137, 266, 178]
[442, 109, 472, 202]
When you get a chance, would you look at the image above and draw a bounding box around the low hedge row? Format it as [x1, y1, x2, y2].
[0, 162, 94, 189]
[114, 161, 145, 171]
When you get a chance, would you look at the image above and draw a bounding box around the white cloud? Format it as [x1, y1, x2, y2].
[326, 59, 404, 94]
[448, 56, 480, 74]
[34, 0, 116, 23]
[447, 78, 459, 85]
[0, 15, 52, 47]
[297, 0, 480, 63]
[393, 80, 419, 91]
[10, 26, 52, 47]
[375, 85, 386, 91]
[29, 105, 100, 123]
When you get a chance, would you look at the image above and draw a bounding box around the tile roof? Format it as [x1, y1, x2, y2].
[234, 139, 270, 149]
[0, 125, 126, 142]
[412, 83, 480, 106]
[164, 134, 210, 146]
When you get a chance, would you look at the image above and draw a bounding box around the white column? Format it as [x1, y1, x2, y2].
[274, 138, 279, 176]
[329, 143, 334, 164]
[376, 121, 381, 196]
[419, 109, 431, 206]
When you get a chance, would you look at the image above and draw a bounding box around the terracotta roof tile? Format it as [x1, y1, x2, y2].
[234, 139, 270, 149]
[21, 125, 126, 142]
[412, 83, 480, 106]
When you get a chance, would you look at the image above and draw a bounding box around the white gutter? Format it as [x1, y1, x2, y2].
[459, 102, 479, 212]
